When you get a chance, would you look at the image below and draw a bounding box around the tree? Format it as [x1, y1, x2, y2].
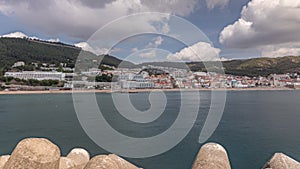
[95, 74, 112, 82]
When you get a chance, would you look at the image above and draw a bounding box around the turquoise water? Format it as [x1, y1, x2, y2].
[0, 91, 300, 169]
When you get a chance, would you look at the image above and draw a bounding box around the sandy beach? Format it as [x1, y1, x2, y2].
[0, 87, 297, 95]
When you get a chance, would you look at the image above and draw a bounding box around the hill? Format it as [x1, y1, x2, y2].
[141, 56, 300, 77]
[186, 56, 300, 76]
[1, 37, 300, 77]
[0, 37, 135, 74]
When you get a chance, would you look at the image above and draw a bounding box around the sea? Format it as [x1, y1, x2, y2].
[0, 90, 300, 169]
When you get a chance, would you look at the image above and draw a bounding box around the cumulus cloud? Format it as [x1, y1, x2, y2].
[139, 50, 157, 59]
[0, 31, 62, 43]
[262, 47, 300, 58]
[261, 43, 300, 58]
[48, 38, 60, 43]
[1, 32, 28, 38]
[0, 0, 147, 39]
[220, 0, 300, 49]
[206, 0, 230, 10]
[140, 0, 199, 16]
[146, 36, 164, 48]
[167, 42, 221, 61]
[0, 0, 201, 40]
[75, 42, 109, 55]
[129, 36, 164, 59]
[219, 0, 300, 57]
[131, 47, 139, 53]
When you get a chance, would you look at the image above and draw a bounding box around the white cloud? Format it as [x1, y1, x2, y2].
[154, 36, 164, 47]
[1, 32, 28, 38]
[146, 36, 164, 48]
[261, 43, 300, 58]
[0, 31, 61, 43]
[219, 0, 300, 57]
[220, 0, 300, 49]
[0, 0, 147, 39]
[131, 47, 139, 53]
[0, 0, 199, 40]
[167, 42, 221, 61]
[262, 47, 300, 58]
[139, 50, 157, 59]
[140, 0, 199, 16]
[48, 38, 60, 43]
[206, 0, 230, 10]
[130, 36, 164, 59]
[75, 42, 109, 55]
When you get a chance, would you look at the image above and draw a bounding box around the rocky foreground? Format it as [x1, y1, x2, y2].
[0, 138, 299, 169]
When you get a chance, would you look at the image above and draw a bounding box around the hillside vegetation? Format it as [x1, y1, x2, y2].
[218, 56, 300, 76]
[1, 37, 300, 77]
[0, 38, 135, 74]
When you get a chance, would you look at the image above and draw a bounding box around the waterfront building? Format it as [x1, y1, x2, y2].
[121, 81, 154, 89]
[4, 71, 65, 81]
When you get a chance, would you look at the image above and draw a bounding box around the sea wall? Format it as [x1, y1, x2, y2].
[0, 138, 299, 169]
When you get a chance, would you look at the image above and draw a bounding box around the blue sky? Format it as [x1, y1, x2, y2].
[0, 0, 299, 63]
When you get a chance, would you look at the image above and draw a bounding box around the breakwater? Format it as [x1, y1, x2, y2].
[0, 138, 299, 169]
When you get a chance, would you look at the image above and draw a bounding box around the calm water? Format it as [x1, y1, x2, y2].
[0, 91, 300, 169]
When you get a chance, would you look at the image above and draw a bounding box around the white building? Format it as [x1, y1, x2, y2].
[12, 61, 25, 68]
[4, 71, 65, 81]
[121, 81, 154, 89]
[118, 73, 154, 89]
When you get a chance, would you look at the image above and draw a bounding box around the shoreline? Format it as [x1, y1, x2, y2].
[0, 87, 298, 95]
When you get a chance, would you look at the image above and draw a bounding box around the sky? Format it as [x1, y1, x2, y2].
[0, 0, 299, 63]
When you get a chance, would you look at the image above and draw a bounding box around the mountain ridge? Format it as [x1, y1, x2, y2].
[0, 37, 299, 77]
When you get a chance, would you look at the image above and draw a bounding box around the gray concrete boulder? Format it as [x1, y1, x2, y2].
[0, 155, 10, 169]
[59, 157, 76, 169]
[192, 143, 231, 169]
[84, 154, 141, 169]
[67, 148, 90, 169]
[263, 153, 300, 169]
[3, 138, 61, 169]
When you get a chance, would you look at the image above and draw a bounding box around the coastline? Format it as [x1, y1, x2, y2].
[0, 87, 298, 95]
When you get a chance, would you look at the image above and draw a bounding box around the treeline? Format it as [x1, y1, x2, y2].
[0, 38, 136, 73]
[95, 74, 113, 82]
[0, 38, 78, 71]
[143, 56, 300, 77]
[1, 37, 300, 77]
[0, 76, 61, 87]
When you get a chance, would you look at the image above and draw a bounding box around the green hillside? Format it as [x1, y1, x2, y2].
[0, 37, 135, 74]
[0, 38, 79, 69]
[1, 37, 300, 77]
[144, 57, 300, 77]
[222, 56, 300, 76]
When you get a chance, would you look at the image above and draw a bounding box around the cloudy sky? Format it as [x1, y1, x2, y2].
[0, 0, 299, 63]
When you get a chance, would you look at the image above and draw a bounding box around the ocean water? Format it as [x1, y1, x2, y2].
[0, 91, 300, 169]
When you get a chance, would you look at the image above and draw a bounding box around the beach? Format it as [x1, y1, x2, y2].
[0, 87, 297, 95]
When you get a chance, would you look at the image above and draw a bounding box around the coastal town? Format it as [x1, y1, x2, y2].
[1, 61, 300, 92]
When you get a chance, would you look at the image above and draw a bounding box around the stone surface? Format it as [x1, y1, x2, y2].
[3, 138, 61, 169]
[263, 153, 300, 169]
[0, 155, 10, 169]
[84, 154, 141, 169]
[84, 155, 118, 169]
[4, 137, 300, 169]
[107, 154, 141, 169]
[67, 148, 90, 169]
[192, 143, 231, 169]
[59, 157, 76, 169]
